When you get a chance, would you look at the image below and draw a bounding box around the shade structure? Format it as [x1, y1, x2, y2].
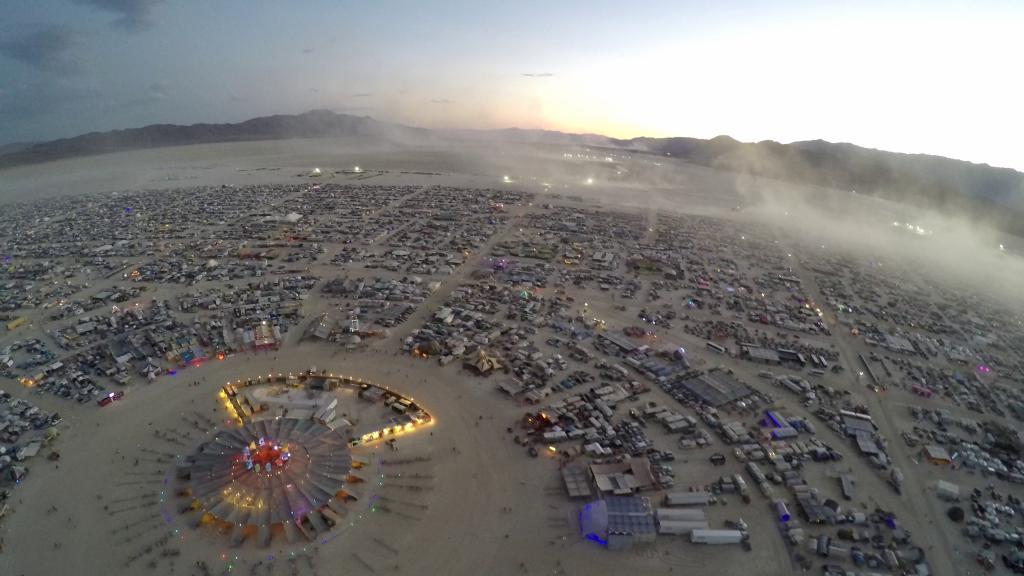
[180, 417, 353, 545]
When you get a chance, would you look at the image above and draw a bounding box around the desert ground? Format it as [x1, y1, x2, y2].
[0, 137, 1021, 576]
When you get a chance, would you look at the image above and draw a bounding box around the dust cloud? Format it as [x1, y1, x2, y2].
[727, 169, 1024, 308]
[1, 126, 1021, 308]
[463, 133, 1024, 308]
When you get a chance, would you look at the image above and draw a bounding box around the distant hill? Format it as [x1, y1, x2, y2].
[633, 135, 1024, 234]
[0, 110, 424, 168]
[639, 135, 1024, 209]
[2, 110, 1022, 234]
[0, 141, 35, 156]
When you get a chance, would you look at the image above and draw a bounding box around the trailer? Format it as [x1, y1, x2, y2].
[691, 529, 744, 545]
[769, 426, 798, 440]
[935, 480, 960, 501]
[840, 475, 856, 501]
[656, 508, 707, 522]
[774, 499, 792, 522]
[664, 491, 712, 507]
[6, 317, 27, 331]
[665, 419, 691, 433]
[706, 342, 727, 354]
[657, 519, 710, 535]
[746, 462, 766, 484]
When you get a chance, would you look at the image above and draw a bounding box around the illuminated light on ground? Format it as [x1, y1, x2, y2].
[585, 177, 593, 185]
[502, 175, 511, 183]
[892, 220, 933, 236]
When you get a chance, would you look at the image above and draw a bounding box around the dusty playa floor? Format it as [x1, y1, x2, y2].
[0, 348, 790, 576]
[2, 136, 1013, 576]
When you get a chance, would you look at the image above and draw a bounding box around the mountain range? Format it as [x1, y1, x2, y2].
[1, 109, 1021, 234]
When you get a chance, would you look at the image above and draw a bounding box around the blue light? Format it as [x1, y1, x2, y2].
[578, 505, 608, 547]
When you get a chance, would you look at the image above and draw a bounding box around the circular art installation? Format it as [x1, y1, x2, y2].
[178, 417, 356, 547]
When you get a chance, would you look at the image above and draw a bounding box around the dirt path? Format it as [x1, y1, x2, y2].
[392, 203, 534, 342]
[784, 241, 957, 576]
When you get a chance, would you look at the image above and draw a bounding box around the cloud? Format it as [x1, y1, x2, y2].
[351, 92, 372, 98]
[521, 72, 554, 77]
[336, 105, 375, 113]
[0, 26, 79, 72]
[118, 81, 167, 108]
[430, 98, 454, 105]
[310, 87, 320, 93]
[302, 47, 314, 54]
[70, 0, 165, 31]
[0, 78, 100, 120]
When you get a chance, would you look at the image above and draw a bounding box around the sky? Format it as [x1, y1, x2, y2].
[2, 0, 1023, 169]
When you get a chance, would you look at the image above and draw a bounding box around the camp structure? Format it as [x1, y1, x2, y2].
[463, 349, 503, 375]
[579, 496, 657, 550]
